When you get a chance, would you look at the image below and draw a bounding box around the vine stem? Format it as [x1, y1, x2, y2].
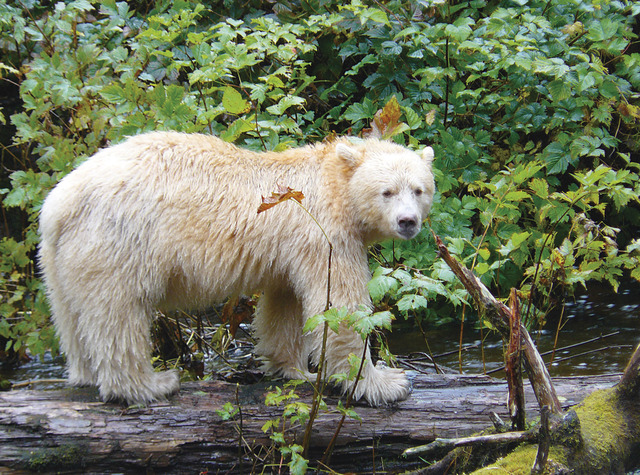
[320, 335, 369, 465]
[524, 190, 590, 325]
[302, 319, 329, 458]
[443, 36, 450, 129]
[292, 199, 333, 458]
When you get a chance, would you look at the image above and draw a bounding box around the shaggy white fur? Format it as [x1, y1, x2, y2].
[38, 132, 435, 405]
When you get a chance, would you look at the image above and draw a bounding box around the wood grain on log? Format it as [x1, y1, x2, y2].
[0, 372, 620, 473]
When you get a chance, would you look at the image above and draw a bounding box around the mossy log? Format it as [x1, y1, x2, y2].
[0, 372, 620, 474]
[420, 234, 640, 474]
[467, 346, 640, 475]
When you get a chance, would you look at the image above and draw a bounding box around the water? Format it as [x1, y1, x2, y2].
[1, 351, 66, 389]
[388, 283, 640, 377]
[2, 284, 639, 387]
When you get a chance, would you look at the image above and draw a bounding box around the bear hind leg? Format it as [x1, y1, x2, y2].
[46, 290, 95, 387]
[79, 301, 180, 404]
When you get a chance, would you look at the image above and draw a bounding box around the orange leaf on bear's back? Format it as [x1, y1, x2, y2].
[257, 185, 305, 214]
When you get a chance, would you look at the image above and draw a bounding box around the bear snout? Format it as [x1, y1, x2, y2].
[397, 216, 420, 239]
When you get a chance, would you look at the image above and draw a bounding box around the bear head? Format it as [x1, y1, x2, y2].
[336, 139, 435, 243]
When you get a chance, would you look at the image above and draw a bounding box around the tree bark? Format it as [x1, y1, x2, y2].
[0, 373, 619, 474]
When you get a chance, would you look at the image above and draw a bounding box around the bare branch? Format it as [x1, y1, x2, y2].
[432, 232, 562, 414]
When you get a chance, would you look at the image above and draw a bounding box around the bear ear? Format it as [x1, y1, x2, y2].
[336, 143, 362, 167]
[421, 146, 434, 164]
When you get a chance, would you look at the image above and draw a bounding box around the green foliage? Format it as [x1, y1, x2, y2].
[261, 381, 311, 473]
[0, 0, 639, 362]
[215, 401, 239, 421]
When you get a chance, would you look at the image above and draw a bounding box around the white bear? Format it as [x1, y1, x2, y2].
[38, 132, 435, 405]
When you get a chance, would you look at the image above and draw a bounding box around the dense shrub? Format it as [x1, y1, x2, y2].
[0, 0, 638, 361]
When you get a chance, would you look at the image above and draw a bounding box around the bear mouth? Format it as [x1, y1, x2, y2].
[396, 224, 421, 240]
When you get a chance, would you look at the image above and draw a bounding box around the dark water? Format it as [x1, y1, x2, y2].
[388, 283, 640, 377]
[3, 284, 639, 388]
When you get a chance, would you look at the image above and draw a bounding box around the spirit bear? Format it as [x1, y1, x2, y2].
[38, 132, 435, 406]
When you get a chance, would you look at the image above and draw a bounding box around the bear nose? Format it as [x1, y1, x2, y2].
[398, 216, 419, 238]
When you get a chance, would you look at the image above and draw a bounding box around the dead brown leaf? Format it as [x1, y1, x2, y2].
[258, 185, 305, 214]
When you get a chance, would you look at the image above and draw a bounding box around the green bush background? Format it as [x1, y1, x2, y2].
[1, 0, 639, 362]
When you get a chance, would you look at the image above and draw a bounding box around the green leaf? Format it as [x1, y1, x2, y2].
[396, 294, 428, 313]
[349, 309, 394, 336]
[222, 86, 250, 115]
[100, 84, 128, 104]
[504, 191, 530, 202]
[477, 247, 490, 260]
[324, 307, 348, 333]
[529, 178, 549, 199]
[303, 313, 325, 333]
[511, 231, 531, 248]
[586, 18, 617, 42]
[542, 142, 571, 175]
[547, 80, 572, 102]
[266, 95, 305, 115]
[344, 98, 376, 123]
[288, 451, 308, 475]
[367, 267, 398, 303]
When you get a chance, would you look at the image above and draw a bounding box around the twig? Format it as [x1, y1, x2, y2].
[236, 383, 244, 474]
[416, 318, 442, 374]
[485, 331, 622, 375]
[443, 36, 450, 129]
[321, 335, 369, 465]
[524, 191, 589, 326]
[531, 405, 550, 474]
[543, 331, 621, 357]
[429, 343, 480, 359]
[302, 320, 329, 458]
[10, 379, 67, 389]
[617, 343, 640, 400]
[403, 430, 536, 459]
[398, 357, 439, 375]
[550, 345, 632, 364]
[489, 411, 509, 432]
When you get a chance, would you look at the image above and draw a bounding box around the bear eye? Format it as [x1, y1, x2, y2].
[382, 190, 393, 198]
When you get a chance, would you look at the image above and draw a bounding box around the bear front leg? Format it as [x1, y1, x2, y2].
[253, 287, 314, 381]
[301, 259, 410, 406]
[308, 320, 410, 406]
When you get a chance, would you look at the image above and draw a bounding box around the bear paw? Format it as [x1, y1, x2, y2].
[353, 363, 410, 406]
[146, 369, 181, 400]
[100, 369, 180, 405]
[261, 361, 316, 382]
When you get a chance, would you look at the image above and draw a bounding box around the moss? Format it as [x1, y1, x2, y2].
[20, 443, 86, 472]
[471, 444, 567, 475]
[422, 386, 640, 474]
[576, 389, 627, 449]
[571, 387, 640, 473]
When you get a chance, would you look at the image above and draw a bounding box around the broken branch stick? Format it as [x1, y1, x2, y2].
[432, 232, 562, 414]
[506, 288, 526, 430]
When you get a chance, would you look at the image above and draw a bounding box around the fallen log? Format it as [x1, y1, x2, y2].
[0, 372, 620, 474]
